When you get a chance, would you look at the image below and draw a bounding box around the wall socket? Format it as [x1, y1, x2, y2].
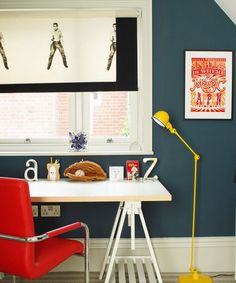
[32, 205, 38, 217]
[41, 205, 61, 217]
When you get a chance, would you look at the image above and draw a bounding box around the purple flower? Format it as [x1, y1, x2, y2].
[69, 132, 87, 151]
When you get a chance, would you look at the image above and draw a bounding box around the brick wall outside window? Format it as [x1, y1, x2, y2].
[0, 92, 129, 140]
[0, 93, 69, 139]
[91, 92, 129, 137]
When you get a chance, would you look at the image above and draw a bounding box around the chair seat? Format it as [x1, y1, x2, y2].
[30, 237, 84, 279]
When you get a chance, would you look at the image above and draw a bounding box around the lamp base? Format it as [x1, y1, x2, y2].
[179, 272, 212, 283]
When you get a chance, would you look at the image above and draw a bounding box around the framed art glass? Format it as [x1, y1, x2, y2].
[184, 50, 233, 119]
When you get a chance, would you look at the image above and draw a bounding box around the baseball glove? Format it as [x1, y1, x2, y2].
[64, 160, 107, 181]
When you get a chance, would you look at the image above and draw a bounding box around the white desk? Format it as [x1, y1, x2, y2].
[29, 179, 171, 203]
[29, 179, 172, 283]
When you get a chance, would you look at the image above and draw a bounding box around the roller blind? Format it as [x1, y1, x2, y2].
[0, 12, 138, 92]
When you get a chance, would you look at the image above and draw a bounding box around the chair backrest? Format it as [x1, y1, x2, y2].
[0, 177, 35, 276]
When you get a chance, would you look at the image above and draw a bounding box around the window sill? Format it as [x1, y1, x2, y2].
[0, 150, 154, 156]
[0, 143, 153, 156]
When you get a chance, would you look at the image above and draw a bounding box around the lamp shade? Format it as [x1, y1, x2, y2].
[153, 111, 170, 128]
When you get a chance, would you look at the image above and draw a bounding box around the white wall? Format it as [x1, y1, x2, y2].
[53, 237, 235, 273]
[215, 0, 236, 25]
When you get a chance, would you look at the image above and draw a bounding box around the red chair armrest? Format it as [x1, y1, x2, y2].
[46, 222, 82, 238]
[0, 222, 88, 243]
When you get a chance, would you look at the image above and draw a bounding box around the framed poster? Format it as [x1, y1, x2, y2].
[184, 50, 233, 119]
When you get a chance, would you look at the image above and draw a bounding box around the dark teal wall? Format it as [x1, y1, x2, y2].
[0, 0, 235, 238]
[153, 0, 236, 237]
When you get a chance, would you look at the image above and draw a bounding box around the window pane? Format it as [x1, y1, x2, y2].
[0, 93, 70, 139]
[89, 92, 130, 138]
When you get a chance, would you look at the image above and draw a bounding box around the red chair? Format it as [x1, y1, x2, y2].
[0, 177, 89, 282]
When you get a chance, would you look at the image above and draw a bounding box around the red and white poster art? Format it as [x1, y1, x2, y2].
[185, 51, 233, 119]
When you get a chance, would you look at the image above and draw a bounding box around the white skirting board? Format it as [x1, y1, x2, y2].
[51, 236, 235, 273]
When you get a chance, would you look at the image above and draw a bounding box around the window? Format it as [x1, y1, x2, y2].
[0, 0, 152, 155]
[84, 92, 138, 151]
[89, 92, 131, 138]
[0, 90, 151, 154]
[0, 93, 70, 140]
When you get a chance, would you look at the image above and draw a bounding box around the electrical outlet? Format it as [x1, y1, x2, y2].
[32, 205, 38, 217]
[41, 205, 60, 217]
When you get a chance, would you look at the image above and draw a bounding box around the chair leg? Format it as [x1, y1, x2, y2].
[82, 223, 89, 283]
[12, 275, 16, 283]
[85, 252, 89, 283]
[85, 237, 89, 283]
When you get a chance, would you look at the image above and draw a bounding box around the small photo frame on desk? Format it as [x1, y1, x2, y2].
[109, 166, 124, 181]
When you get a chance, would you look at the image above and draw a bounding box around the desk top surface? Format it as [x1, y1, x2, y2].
[29, 179, 172, 202]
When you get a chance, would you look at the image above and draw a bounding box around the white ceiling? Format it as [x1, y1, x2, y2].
[215, 0, 236, 24]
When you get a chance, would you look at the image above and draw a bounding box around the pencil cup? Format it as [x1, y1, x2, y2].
[47, 163, 60, 181]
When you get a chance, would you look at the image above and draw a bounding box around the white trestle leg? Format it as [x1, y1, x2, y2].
[99, 201, 163, 283]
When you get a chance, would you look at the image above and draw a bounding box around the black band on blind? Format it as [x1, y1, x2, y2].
[0, 17, 138, 93]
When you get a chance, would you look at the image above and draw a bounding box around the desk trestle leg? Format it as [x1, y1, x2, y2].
[99, 202, 124, 280]
[103, 202, 128, 283]
[138, 206, 163, 283]
[99, 201, 163, 283]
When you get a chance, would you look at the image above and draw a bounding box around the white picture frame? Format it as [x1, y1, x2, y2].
[184, 50, 233, 120]
[109, 166, 124, 181]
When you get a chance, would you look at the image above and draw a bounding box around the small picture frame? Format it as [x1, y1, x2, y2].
[109, 166, 124, 181]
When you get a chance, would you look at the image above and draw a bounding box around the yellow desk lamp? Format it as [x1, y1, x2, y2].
[153, 110, 212, 283]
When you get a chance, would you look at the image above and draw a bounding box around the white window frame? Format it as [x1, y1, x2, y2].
[0, 0, 152, 156]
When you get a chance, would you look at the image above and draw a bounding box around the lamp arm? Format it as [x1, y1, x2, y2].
[170, 128, 200, 159]
[169, 126, 200, 274]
